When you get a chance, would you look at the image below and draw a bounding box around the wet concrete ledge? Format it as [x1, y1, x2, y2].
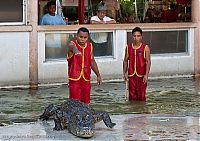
[0, 114, 199, 141]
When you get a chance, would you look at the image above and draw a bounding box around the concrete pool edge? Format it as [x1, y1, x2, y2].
[0, 114, 199, 141]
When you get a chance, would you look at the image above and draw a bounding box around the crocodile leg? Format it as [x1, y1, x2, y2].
[94, 112, 116, 128]
[53, 115, 63, 131]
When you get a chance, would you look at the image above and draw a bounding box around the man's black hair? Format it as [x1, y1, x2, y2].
[77, 27, 90, 35]
[47, 1, 56, 8]
[132, 27, 143, 35]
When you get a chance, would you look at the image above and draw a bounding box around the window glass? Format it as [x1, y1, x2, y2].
[0, 0, 24, 23]
[90, 32, 113, 56]
[45, 33, 75, 60]
[45, 32, 114, 60]
[127, 30, 188, 54]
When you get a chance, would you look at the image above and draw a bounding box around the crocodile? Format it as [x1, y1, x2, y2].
[39, 99, 116, 138]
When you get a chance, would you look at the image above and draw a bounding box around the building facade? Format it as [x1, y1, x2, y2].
[0, 0, 199, 87]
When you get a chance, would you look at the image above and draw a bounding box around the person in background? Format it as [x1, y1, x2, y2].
[90, 2, 116, 24]
[67, 27, 102, 104]
[90, 2, 116, 56]
[123, 27, 151, 101]
[40, 1, 66, 25]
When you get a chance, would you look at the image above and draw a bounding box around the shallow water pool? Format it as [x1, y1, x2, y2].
[0, 77, 199, 125]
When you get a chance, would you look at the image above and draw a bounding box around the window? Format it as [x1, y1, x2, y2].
[0, 0, 25, 25]
[127, 30, 188, 54]
[45, 31, 114, 60]
[45, 33, 74, 60]
[90, 32, 113, 56]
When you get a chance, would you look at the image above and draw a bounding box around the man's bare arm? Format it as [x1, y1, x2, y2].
[68, 41, 81, 55]
[123, 47, 128, 81]
[91, 55, 102, 85]
[143, 45, 151, 83]
[106, 19, 116, 24]
[90, 20, 105, 24]
[90, 19, 116, 24]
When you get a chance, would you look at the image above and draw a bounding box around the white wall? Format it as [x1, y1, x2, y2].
[0, 28, 194, 87]
[150, 28, 194, 76]
[37, 28, 194, 84]
[38, 33, 68, 84]
[37, 30, 127, 84]
[0, 32, 29, 86]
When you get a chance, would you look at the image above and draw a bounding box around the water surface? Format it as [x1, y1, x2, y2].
[0, 77, 199, 125]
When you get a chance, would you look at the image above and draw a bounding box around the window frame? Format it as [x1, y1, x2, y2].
[43, 30, 116, 62]
[127, 28, 191, 56]
[0, 0, 27, 25]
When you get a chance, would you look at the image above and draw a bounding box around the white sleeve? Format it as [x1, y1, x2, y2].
[104, 16, 114, 22]
[91, 16, 100, 21]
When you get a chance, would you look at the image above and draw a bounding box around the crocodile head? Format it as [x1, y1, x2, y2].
[39, 104, 58, 121]
[68, 108, 95, 138]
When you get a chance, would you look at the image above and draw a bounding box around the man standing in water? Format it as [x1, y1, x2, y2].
[67, 27, 102, 104]
[123, 27, 151, 101]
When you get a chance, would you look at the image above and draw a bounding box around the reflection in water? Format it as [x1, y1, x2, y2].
[123, 115, 200, 140]
[0, 77, 200, 124]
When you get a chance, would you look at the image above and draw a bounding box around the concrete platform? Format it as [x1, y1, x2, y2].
[0, 114, 199, 141]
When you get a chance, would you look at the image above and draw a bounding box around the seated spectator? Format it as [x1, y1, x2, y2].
[90, 2, 116, 56]
[161, 4, 178, 23]
[40, 1, 66, 25]
[90, 2, 116, 24]
[144, 7, 163, 23]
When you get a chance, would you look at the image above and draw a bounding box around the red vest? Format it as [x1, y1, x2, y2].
[127, 43, 147, 77]
[67, 40, 92, 81]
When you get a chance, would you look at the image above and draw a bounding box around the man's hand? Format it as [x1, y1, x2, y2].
[72, 46, 82, 56]
[123, 73, 128, 83]
[143, 74, 148, 84]
[68, 41, 82, 56]
[97, 76, 102, 85]
[74, 49, 82, 56]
